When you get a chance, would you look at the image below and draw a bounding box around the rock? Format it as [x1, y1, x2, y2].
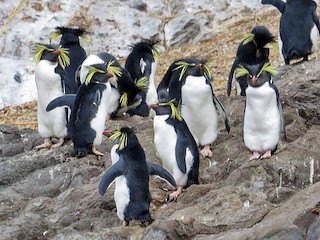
[1, 59, 320, 239]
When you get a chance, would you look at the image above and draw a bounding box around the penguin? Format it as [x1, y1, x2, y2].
[149, 99, 199, 201]
[79, 52, 146, 117]
[50, 26, 88, 93]
[68, 63, 118, 158]
[262, 0, 320, 65]
[99, 127, 176, 226]
[235, 61, 285, 160]
[157, 59, 230, 158]
[227, 26, 275, 96]
[33, 43, 70, 149]
[125, 39, 160, 117]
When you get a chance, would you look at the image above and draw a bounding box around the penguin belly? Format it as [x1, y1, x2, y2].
[310, 24, 319, 53]
[153, 115, 190, 186]
[35, 60, 67, 138]
[90, 84, 112, 146]
[181, 76, 219, 146]
[146, 62, 158, 105]
[244, 83, 281, 153]
[114, 176, 130, 221]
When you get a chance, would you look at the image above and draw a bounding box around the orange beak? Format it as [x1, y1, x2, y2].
[103, 129, 113, 137]
[252, 76, 257, 84]
[148, 104, 158, 109]
[106, 71, 114, 78]
[53, 49, 62, 55]
[256, 49, 261, 57]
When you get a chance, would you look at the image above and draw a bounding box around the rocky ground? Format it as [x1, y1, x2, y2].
[1, 59, 320, 239]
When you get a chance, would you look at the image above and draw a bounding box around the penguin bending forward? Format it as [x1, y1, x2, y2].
[157, 59, 230, 158]
[125, 39, 160, 117]
[235, 62, 286, 160]
[227, 26, 275, 96]
[33, 43, 70, 149]
[262, 0, 320, 65]
[150, 99, 199, 201]
[99, 127, 176, 226]
[50, 26, 88, 94]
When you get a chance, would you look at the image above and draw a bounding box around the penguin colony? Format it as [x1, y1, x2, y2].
[32, 0, 319, 226]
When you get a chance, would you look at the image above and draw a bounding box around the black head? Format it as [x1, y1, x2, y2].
[33, 43, 70, 68]
[251, 26, 275, 49]
[172, 58, 213, 81]
[51, 26, 88, 45]
[129, 39, 160, 56]
[84, 63, 115, 85]
[149, 98, 182, 121]
[235, 62, 277, 88]
[107, 127, 140, 151]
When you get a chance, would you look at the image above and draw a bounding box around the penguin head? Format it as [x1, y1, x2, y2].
[173, 59, 213, 81]
[50, 26, 89, 45]
[235, 62, 277, 88]
[129, 39, 161, 61]
[33, 43, 70, 69]
[84, 63, 116, 86]
[107, 127, 139, 151]
[243, 26, 275, 57]
[149, 98, 182, 121]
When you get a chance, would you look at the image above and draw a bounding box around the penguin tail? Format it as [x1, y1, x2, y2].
[288, 49, 306, 60]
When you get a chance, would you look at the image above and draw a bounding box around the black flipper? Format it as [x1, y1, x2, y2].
[46, 94, 76, 112]
[147, 162, 177, 187]
[227, 58, 238, 96]
[261, 0, 286, 13]
[312, 10, 320, 33]
[212, 94, 230, 133]
[175, 131, 189, 174]
[98, 159, 126, 196]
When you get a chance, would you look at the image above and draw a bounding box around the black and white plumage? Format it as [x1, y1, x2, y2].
[227, 26, 275, 96]
[99, 127, 176, 226]
[124, 39, 160, 117]
[157, 59, 230, 158]
[51, 26, 88, 94]
[235, 62, 285, 160]
[48, 63, 117, 158]
[33, 43, 70, 149]
[150, 100, 199, 201]
[262, 0, 320, 65]
[79, 52, 144, 117]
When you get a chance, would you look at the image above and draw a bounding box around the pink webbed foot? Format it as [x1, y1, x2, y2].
[261, 150, 272, 159]
[92, 146, 104, 157]
[34, 138, 52, 150]
[167, 186, 183, 202]
[51, 137, 64, 149]
[200, 145, 212, 158]
[249, 151, 261, 160]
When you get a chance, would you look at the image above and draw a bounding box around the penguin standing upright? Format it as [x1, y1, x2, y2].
[235, 62, 285, 160]
[157, 59, 230, 158]
[50, 26, 88, 93]
[99, 127, 176, 226]
[33, 43, 70, 149]
[227, 26, 275, 96]
[262, 0, 320, 65]
[149, 99, 199, 201]
[68, 63, 118, 158]
[125, 39, 160, 117]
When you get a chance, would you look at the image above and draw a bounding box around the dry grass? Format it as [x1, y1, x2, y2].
[2, 8, 316, 130]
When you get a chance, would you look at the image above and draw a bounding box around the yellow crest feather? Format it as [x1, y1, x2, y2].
[173, 61, 196, 81]
[106, 60, 122, 79]
[235, 65, 251, 78]
[257, 62, 278, 77]
[85, 66, 105, 85]
[120, 92, 128, 107]
[242, 33, 255, 45]
[202, 62, 212, 79]
[33, 44, 50, 64]
[80, 34, 90, 43]
[135, 76, 148, 90]
[50, 31, 62, 40]
[57, 46, 70, 69]
[159, 99, 182, 122]
[109, 128, 128, 150]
